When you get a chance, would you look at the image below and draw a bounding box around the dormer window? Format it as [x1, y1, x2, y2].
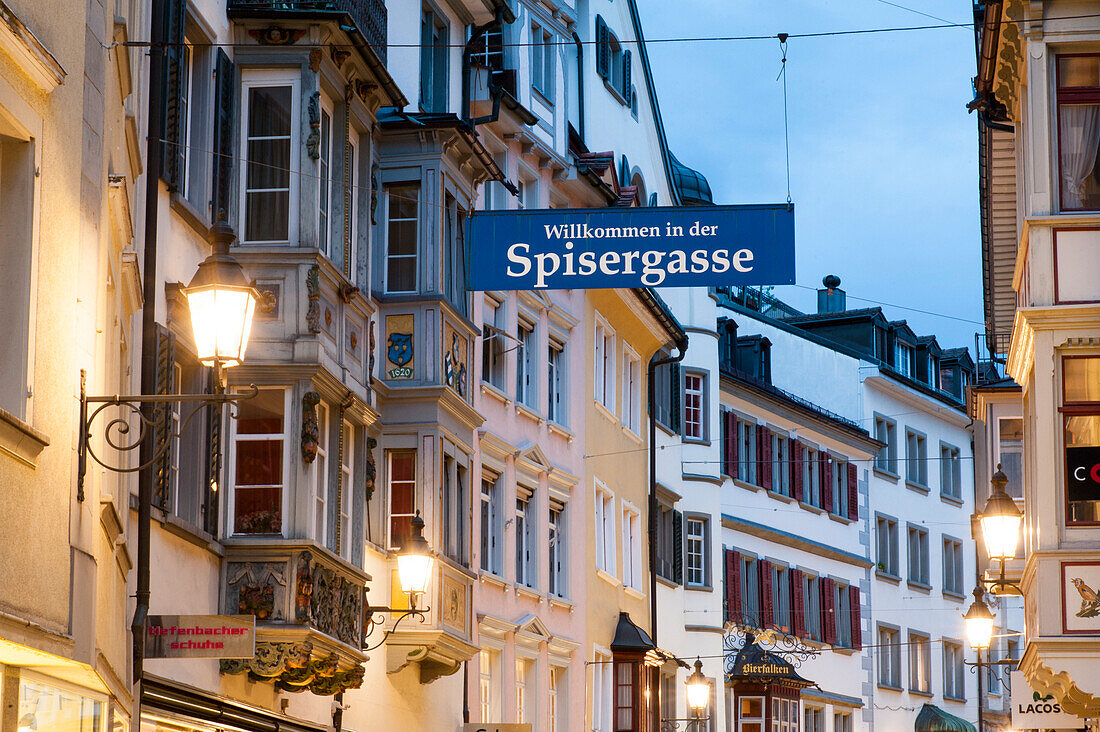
[929, 356, 940, 388]
[894, 341, 914, 377]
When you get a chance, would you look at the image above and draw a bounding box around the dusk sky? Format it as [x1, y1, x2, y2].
[637, 0, 983, 350]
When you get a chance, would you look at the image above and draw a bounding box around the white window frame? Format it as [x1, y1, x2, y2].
[516, 316, 537, 407]
[874, 414, 898, 474]
[549, 500, 566, 597]
[621, 344, 641, 434]
[683, 371, 706, 441]
[594, 314, 616, 412]
[339, 419, 355, 559]
[907, 523, 930, 587]
[383, 183, 420, 293]
[548, 336, 566, 425]
[876, 514, 899, 577]
[738, 418, 757, 484]
[482, 296, 506, 389]
[317, 94, 334, 257]
[685, 516, 707, 587]
[906, 428, 928, 486]
[515, 487, 535, 588]
[909, 629, 931, 693]
[228, 386, 291, 537]
[240, 69, 301, 244]
[621, 500, 642, 590]
[479, 648, 498, 722]
[480, 471, 502, 575]
[771, 433, 790, 496]
[940, 441, 962, 499]
[592, 648, 613, 732]
[312, 402, 330, 545]
[877, 624, 901, 688]
[387, 450, 418, 550]
[594, 480, 615, 575]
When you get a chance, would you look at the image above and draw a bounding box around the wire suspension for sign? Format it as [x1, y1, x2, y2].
[778, 34, 792, 207]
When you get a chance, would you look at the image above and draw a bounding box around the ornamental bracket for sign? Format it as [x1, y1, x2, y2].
[76, 368, 258, 501]
[723, 625, 821, 673]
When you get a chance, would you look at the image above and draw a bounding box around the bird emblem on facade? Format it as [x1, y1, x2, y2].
[1071, 577, 1100, 618]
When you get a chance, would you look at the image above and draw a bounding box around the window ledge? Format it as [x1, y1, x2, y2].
[683, 437, 711, 446]
[480, 381, 511, 407]
[597, 568, 620, 588]
[624, 586, 646, 601]
[655, 420, 677, 438]
[548, 420, 574, 443]
[602, 78, 630, 106]
[593, 399, 618, 425]
[733, 478, 761, 493]
[532, 85, 554, 107]
[943, 695, 967, 704]
[548, 596, 575, 613]
[685, 584, 712, 593]
[160, 511, 224, 556]
[657, 575, 678, 589]
[831, 646, 857, 655]
[515, 401, 544, 426]
[169, 191, 211, 240]
[478, 571, 509, 592]
[909, 688, 934, 698]
[877, 683, 903, 693]
[905, 481, 930, 495]
[621, 424, 643, 443]
[876, 570, 901, 584]
[939, 492, 964, 507]
[907, 580, 932, 594]
[942, 590, 965, 603]
[0, 407, 49, 468]
[767, 490, 796, 504]
[828, 513, 855, 526]
[799, 502, 825, 515]
[873, 467, 899, 483]
[514, 584, 543, 603]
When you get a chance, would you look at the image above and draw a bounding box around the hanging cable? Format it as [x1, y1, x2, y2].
[778, 33, 792, 207]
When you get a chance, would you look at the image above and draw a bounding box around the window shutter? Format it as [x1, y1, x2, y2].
[420, 13, 433, 109]
[621, 49, 632, 99]
[848, 584, 862, 650]
[821, 454, 834, 514]
[821, 577, 837, 645]
[672, 510, 683, 585]
[759, 559, 773, 629]
[790, 439, 803, 502]
[759, 426, 773, 491]
[211, 49, 235, 221]
[669, 362, 682, 434]
[847, 462, 859, 521]
[204, 371, 221, 535]
[151, 325, 176, 511]
[725, 549, 742, 624]
[595, 15, 610, 79]
[790, 569, 805, 638]
[160, 0, 187, 187]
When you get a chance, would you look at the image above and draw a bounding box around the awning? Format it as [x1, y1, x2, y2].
[914, 703, 977, 732]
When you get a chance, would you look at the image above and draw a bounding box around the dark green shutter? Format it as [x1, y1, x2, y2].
[672, 510, 683, 584]
[595, 16, 610, 79]
[204, 370, 221, 535]
[420, 12, 432, 109]
[152, 326, 176, 510]
[669, 362, 682, 434]
[210, 49, 235, 222]
[160, 0, 187, 187]
[621, 50, 632, 99]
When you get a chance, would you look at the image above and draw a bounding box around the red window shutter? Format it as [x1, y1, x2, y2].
[821, 577, 837, 645]
[759, 559, 774, 629]
[790, 439, 803, 502]
[849, 584, 862, 650]
[820, 453, 834, 514]
[847, 462, 859, 520]
[725, 549, 742, 623]
[790, 568, 805, 638]
[759, 426, 773, 491]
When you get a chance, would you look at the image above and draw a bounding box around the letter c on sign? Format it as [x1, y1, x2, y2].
[1077, 466, 1088, 481]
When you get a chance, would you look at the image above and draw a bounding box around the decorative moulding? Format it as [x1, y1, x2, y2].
[0, 1, 65, 91]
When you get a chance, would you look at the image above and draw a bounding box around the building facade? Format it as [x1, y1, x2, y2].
[971, 0, 1100, 720]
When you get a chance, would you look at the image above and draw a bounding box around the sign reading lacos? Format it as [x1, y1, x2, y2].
[1009, 671, 1081, 728]
[467, 204, 795, 291]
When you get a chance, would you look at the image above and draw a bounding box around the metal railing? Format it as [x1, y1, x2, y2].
[228, 0, 387, 63]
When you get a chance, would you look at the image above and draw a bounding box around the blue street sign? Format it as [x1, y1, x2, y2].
[467, 204, 794, 291]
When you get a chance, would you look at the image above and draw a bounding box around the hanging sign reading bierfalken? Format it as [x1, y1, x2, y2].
[467, 204, 795, 291]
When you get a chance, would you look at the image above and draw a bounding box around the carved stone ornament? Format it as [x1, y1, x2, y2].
[306, 92, 321, 160]
[370, 165, 379, 225]
[364, 436, 377, 501]
[248, 27, 306, 45]
[301, 391, 321, 464]
[330, 47, 350, 68]
[220, 640, 365, 696]
[295, 551, 314, 623]
[226, 562, 287, 622]
[354, 79, 377, 103]
[306, 264, 321, 334]
[309, 48, 322, 73]
[367, 319, 376, 385]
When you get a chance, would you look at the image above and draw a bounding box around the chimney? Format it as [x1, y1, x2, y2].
[817, 275, 846, 314]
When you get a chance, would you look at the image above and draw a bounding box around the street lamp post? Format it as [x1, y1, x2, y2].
[977, 465, 1024, 596]
[661, 657, 711, 731]
[362, 511, 435, 651]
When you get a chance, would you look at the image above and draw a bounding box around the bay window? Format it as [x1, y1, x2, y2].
[1057, 55, 1100, 210]
[231, 387, 288, 535]
[385, 184, 419, 293]
[388, 450, 417, 550]
[1063, 356, 1100, 524]
[241, 73, 297, 243]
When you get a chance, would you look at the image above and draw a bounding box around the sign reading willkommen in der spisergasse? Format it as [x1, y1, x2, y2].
[467, 204, 794, 291]
[145, 614, 255, 659]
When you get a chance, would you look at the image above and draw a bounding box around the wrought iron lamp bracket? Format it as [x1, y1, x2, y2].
[76, 368, 258, 500]
[361, 601, 430, 653]
[660, 717, 711, 731]
[983, 558, 1024, 596]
